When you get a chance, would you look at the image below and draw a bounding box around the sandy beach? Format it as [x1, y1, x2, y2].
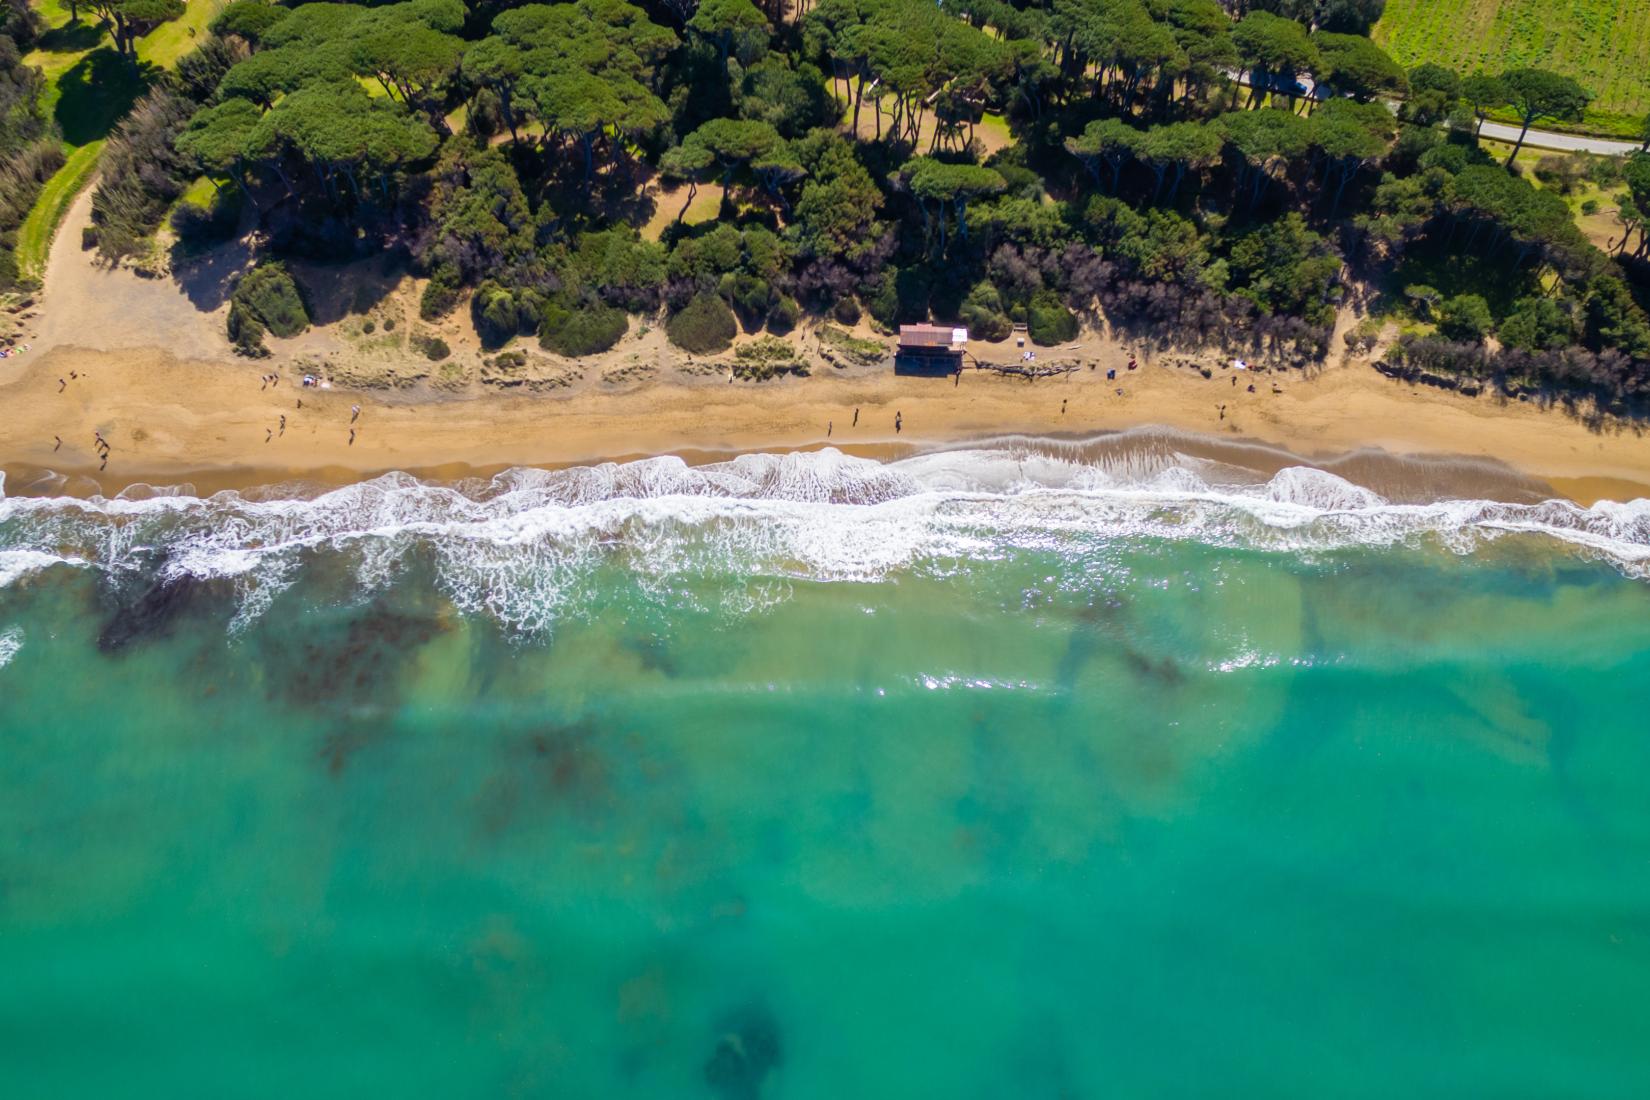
[2, 338, 1649, 504]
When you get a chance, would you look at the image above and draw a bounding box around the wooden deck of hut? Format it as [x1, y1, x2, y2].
[895, 324, 968, 375]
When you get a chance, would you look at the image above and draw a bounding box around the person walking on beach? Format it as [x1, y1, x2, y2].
[1061, 398, 1067, 415]
[99, 455, 107, 472]
[266, 429, 272, 443]
[53, 435, 61, 451]
[351, 404, 361, 424]
[58, 377, 65, 392]
[349, 428, 356, 446]
[828, 421, 833, 438]
[895, 411, 903, 434]
[279, 415, 286, 436]
[852, 407, 859, 427]
[1218, 404, 1226, 421]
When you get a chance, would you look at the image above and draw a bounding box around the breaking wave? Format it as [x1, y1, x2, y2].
[2, 445, 1648, 633]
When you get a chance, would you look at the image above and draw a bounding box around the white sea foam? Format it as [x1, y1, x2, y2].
[0, 627, 20, 669]
[2, 446, 1648, 632]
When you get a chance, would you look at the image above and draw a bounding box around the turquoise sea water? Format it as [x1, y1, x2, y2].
[3, 442, 1650, 1097]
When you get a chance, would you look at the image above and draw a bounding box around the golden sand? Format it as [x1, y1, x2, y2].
[2, 343, 1648, 504]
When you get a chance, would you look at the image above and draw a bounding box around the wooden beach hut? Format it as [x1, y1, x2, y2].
[896, 324, 968, 375]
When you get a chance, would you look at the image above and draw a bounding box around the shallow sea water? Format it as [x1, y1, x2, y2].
[3, 443, 1650, 1097]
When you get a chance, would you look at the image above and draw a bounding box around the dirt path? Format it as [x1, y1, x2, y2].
[28, 186, 249, 364]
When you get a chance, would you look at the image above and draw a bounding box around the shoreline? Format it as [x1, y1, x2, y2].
[3, 344, 1649, 505]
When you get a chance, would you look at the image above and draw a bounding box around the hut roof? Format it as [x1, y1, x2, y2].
[898, 324, 968, 348]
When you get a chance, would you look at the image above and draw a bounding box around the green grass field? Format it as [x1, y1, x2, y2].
[16, 0, 220, 284]
[1374, 0, 1650, 135]
[16, 140, 102, 279]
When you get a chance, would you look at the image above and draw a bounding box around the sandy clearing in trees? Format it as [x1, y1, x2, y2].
[30, 186, 249, 362]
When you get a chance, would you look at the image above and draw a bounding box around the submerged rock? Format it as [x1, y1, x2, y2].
[704, 1003, 782, 1100]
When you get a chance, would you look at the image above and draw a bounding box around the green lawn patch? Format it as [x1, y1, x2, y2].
[17, 140, 103, 280]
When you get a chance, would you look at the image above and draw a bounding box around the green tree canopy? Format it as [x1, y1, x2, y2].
[1312, 31, 1405, 102]
[1499, 68, 1591, 163]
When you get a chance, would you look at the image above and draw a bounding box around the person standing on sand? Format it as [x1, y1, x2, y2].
[265, 429, 272, 443]
[828, 421, 833, 438]
[351, 404, 360, 424]
[852, 408, 859, 427]
[58, 377, 65, 392]
[1061, 398, 1067, 415]
[349, 428, 356, 446]
[895, 411, 903, 434]
[53, 435, 61, 451]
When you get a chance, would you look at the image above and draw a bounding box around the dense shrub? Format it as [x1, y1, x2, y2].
[538, 299, 628, 356]
[832, 296, 861, 325]
[1027, 293, 1078, 346]
[722, 272, 773, 330]
[226, 301, 268, 356]
[472, 280, 546, 347]
[92, 87, 201, 262]
[420, 263, 463, 321]
[231, 262, 308, 338]
[1437, 294, 1492, 342]
[767, 294, 800, 333]
[960, 281, 1011, 341]
[667, 292, 737, 353]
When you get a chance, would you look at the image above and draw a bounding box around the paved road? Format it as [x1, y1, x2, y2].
[1475, 120, 1640, 156]
[1232, 71, 1644, 156]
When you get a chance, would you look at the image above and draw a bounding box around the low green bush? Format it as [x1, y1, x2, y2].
[230, 262, 308, 340]
[227, 301, 268, 357]
[732, 335, 809, 380]
[818, 325, 886, 365]
[667, 292, 737, 353]
[539, 299, 628, 356]
[411, 332, 451, 361]
[1027, 293, 1077, 346]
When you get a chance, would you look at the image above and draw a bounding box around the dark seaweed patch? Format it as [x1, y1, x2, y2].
[1121, 646, 1185, 686]
[283, 605, 445, 711]
[98, 573, 223, 654]
[474, 720, 611, 837]
[622, 634, 678, 677]
[704, 1003, 782, 1100]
